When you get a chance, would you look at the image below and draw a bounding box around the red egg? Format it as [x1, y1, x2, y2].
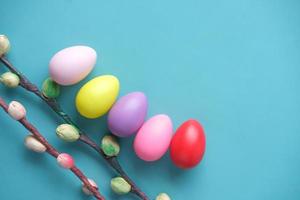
[170, 119, 206, 169]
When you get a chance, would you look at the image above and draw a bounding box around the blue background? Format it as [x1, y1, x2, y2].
[0, 0, 299, 199]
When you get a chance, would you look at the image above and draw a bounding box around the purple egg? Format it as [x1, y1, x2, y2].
[108, 92, 148, 137]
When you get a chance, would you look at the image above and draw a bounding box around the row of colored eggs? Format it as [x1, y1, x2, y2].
[49, 45, 206, 169]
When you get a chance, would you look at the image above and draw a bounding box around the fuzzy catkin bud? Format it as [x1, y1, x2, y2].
[42, 78, 60, 98]
[56, 124, 80, 142]
[57, 153, 74, 169]
[0, 35, 10, 56]
[8, 101, 26, 120]
[111, 177, 131, 195]
[82, 178, 98, 195]
[24, 135, 47, 153]
[0, 72, 20, 88]
[101, 135, 120, 157]
[156, 193, 171, 200]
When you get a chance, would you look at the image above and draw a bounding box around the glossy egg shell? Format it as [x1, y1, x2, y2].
[134, 114, 173, 161]
[170, 119, 206, 169]
[108, 92, 148, 137]
[75, 75, 119, 119]
[49, 45, 97, 86]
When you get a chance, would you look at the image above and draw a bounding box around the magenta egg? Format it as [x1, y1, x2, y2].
[108, 92, 148, 137]
[134, 114, 173, 161]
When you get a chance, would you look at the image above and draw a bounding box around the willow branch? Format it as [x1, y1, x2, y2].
[0, 97, 105, 200]
[0, 56, 148, 200]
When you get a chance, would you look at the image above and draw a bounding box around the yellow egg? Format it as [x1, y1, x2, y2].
[75, 75, 120, 119]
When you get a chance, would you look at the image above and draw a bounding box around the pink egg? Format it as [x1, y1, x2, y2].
[49, 46, 97, 86]
[134, 114, 173, 161]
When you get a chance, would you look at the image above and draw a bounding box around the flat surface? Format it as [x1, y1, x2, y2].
[0, 0, 300, 199]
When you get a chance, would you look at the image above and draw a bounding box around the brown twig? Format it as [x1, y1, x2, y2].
[0, 97, 105, 200]
[0, 56, 148, 200]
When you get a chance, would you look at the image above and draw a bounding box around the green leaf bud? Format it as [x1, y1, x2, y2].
[111, 177, 131, 195]
[101, 135, 120, 157]
[0, 35, 10, 56]
[0, 72, 20, 88]
[156, 193, 171, 200]
[56, 124, 80, 142]
[42, 78, 60, 98]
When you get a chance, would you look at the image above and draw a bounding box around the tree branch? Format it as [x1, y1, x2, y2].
[0, 97, 105, 200]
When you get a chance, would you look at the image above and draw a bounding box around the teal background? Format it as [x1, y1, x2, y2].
[0, 0, 299, 199]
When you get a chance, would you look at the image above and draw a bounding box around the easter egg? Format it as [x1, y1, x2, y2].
[76, 75, 119, 119]
[170, 119, 206, 169]
[134, 114, 173, 161]
[49, 46, 97, 86]
[108, 92, 148, 137]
